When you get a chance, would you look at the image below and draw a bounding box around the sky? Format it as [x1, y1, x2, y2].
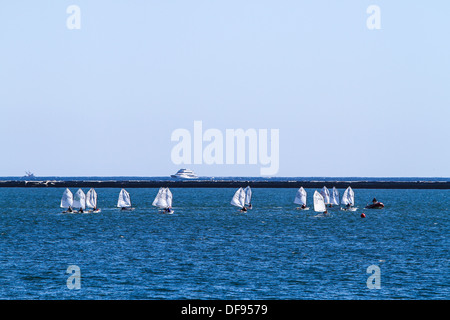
[0, 1, 449, 177]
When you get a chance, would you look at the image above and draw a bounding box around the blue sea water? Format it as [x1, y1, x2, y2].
[0, 187, 448, 300]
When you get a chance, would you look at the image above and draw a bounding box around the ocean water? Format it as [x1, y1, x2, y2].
[0, 187, 448, 300]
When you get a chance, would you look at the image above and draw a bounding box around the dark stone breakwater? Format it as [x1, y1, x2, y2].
[1, 180, 449, 189]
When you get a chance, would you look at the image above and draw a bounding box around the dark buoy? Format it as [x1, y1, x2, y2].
[361, 213, 366, 218]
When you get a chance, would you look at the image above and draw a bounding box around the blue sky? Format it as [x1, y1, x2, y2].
[0, 1, 449, 177]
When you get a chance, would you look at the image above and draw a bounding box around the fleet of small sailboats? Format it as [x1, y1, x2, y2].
[297, 185, 358, 213]
[293, 185, 359, 213]
[59, 185, 369, 214]
[60, 188, 100, 213]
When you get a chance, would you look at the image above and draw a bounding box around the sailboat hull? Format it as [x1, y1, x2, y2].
[341, 207, 358, 212]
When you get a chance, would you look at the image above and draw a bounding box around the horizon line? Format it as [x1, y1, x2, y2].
[1, 175, 449, 179]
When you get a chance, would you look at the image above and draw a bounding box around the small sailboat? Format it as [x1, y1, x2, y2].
[72, 188, 86, 213]
[61, 188, 74, 213]
[152, 187, 174, 214]
[294, 187, 309, 210]
[320, 186, 331, 207]
[341, 186, 357, 211]
[313, 190, 327, 213]
[231, 187, 247, 212]
[117, 189, 134, 211]
[244, 186, 252, 209]
[330, 187, 340, 206]
[86, 188, 101, 213]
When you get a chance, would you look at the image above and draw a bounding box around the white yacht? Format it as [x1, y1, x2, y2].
[171, 169, 198, 179]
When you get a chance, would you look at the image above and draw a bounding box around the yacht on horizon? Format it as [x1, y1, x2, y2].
[170, 169, 198, 179]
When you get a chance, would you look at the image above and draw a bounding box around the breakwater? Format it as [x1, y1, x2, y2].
[1, 180, 449, 189]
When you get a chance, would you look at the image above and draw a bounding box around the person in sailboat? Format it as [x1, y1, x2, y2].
[163, 207, 172, 213]
[241, 206, 247, 212]
[79, 207, 83, 213]
[67, 206, 73, 213]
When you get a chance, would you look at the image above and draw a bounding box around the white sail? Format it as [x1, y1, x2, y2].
[320, 186, 331, 205]
[341, 187, 350, 205]
[231, 187, 246, 208]
[244, 186, 252, 205]
[153, 187, 171, 209]
[152, 188, 164, 208]
[60, 188, 73, 208]
[294, 187, 307, 206]
[313, 190, 326, 212]
[165, 188, 173, 208]
[73, 189, 86, 209]
[330, 187, 340, 206]
[117, 189, 132, 208]
[348, 187, 355, 205]
[85, 188, 97, 209]
[341, 187, 354, 206]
